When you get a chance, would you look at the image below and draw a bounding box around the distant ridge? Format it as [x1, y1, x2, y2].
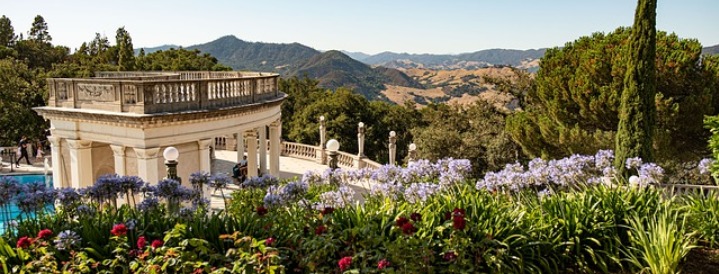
[356, 49, 546, 70]
[704, 44, 719, 55]
[135, 44, 179, 55]
[187, 35, 320, 73]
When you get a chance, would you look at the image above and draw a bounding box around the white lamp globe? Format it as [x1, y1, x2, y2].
[326, 139, 340, 152]
[163, 146, 179, 161]
[319, 115, 325, 121]
[409, 143, 417, 151]
[358, 122, 365, 128]
[628, 175, 639, 186]
[389, 131, 396, 137]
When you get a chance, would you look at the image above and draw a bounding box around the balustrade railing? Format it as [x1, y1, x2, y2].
[282, 142, 318, 160]
[45, 71, 281, 114]
[336, 151, 355, 168]
[654, 183, 719, 197]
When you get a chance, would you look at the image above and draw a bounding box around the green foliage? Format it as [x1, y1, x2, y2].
[507, 27, 719, 167]
[412, 102, 524, 175]
[137, 48, 231, 71]
[0, 15, 16, 48]
[115, 27, 135, 71]
[0, 58, 49, 145]
[624, 205, 696, 274]
[614, 0, 658, 174]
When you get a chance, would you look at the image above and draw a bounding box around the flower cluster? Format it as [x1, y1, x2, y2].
[396, 213, 421, 235]
[242, 174, 280, 188]
[698, 158, 714, 175]
[54, 230, 81, 250]
[338, 256, 352, 271]
[450, 208, 467, 231]
[318, 186, 356, 208]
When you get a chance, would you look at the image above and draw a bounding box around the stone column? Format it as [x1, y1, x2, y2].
[110, 145, 127, 176]
[317, 115, 327, 164]
[198, 139, 212, 173]
[226, 134, 237, 151]
[134, 147, 161, 184]
[357, 122, 366, 157]
[388, 131, 397, 166]
[235, 132, 245, 162]
[244, 130, 258, 177]
[47, 136, 65, 188]
[66, 139, 93, 189]
[269, 120, 281, 176]
[258, 126, 267, 175]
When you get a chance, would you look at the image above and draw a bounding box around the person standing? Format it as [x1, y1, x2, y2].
[15, 136, 31, 167]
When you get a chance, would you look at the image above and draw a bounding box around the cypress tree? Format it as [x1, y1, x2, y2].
[614, 0, 657, 175]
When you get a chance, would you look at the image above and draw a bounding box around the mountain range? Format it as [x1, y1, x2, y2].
[137, 35, 719, 102]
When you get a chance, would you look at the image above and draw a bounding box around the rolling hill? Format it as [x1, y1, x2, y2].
[187, 35, 320, 73]
[356, 48, 546, 70]
[704, 44, 719, 55]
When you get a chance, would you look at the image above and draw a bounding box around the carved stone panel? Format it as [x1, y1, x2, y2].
[77, 83, 115, 102]
[57, 82, 68, 100]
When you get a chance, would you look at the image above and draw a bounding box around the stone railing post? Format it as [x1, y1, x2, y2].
[317, 115, 327, 164]
[355, 122, 366, 168]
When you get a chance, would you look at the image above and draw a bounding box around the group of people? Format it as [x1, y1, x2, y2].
[14, 135, 45, 168]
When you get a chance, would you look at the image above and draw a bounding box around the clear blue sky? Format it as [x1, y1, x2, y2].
[2, 0, 717, 54]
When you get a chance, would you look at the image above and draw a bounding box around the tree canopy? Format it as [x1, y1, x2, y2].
[506, 27, 719, 166]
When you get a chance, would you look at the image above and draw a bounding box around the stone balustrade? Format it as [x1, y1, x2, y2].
[336, 151, 356, 168]
[46, 71, 280, 114]
[654, 183, 719, 196]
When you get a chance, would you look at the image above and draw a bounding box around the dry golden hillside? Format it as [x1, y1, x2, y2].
[381, 67, 529, 111]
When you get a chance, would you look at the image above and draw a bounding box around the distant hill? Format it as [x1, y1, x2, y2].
[187, 35, 320, 73]
[340, 50, 371, 61]
[135, 45, 179, 55]
[289, 50, 420, 99]
[704, 44, 719, 55]
[354, 49, 546, 70]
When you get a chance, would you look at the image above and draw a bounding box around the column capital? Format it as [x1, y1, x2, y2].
[243, 130, 258, 139]
[66, 139, 93, 149]
[110, 145, 126, 157]
[134, 147, 161, 159]
[47, 136, 63, 147]
[198, 139, 213, 150]
[270, 119, 282, 128]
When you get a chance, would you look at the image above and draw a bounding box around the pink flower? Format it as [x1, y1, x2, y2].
[151, 239, 163, 249]
[110, 223, 128, 236]
[16, 236, 32, 248]
[377, 259, 391, 269]
[265, 237, 276, 246]
[137, 236, 147, 249]
[37, 229, 53, 239]
[338, 256, 352, 271]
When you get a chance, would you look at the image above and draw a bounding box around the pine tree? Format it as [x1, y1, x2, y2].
[0, 15, 17, 47]
[28, 15, 51, 43]
[614, 0, 657, 174]
[115, 27, 135, 71]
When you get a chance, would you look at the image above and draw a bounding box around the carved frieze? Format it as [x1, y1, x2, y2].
[77, 83, 115, 102]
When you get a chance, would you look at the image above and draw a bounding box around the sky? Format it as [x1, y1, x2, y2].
[2, 0, 717, 55]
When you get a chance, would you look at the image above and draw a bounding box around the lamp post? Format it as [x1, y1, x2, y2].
[319, 115, 327, 164]
[408, 143, 417, 163]
[388, 131, 397, 166]
[326, 139, 340, 170]
[163, 146, 181, 183]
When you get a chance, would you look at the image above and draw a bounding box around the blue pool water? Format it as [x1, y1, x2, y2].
[0, 174, 54, 234]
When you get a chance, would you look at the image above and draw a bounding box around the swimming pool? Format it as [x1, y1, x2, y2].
[0, 174, 54, 234]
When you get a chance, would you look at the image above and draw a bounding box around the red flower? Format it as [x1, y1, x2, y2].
[395, 216, 409, 227]
[265, 237, 276, 246]
[410, 212, 422, 222]
[256, 206, 268, 216]
[401, 222, 416, 235]
[137, 236, 147, 249]
[315, 225, 327, 235]
[37, 229, 53, 239]
[321, 207, 335, 215]
[338, 256, 352, 271]
[151, 239, 163, 249]
[377, 259, 391, 269]
[452, 216, 466, 231]
[110, 223, 128, 236]
[16, 236, 32, 248]
[443, 251, 458, 261]
[452, 208, 466, 218]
